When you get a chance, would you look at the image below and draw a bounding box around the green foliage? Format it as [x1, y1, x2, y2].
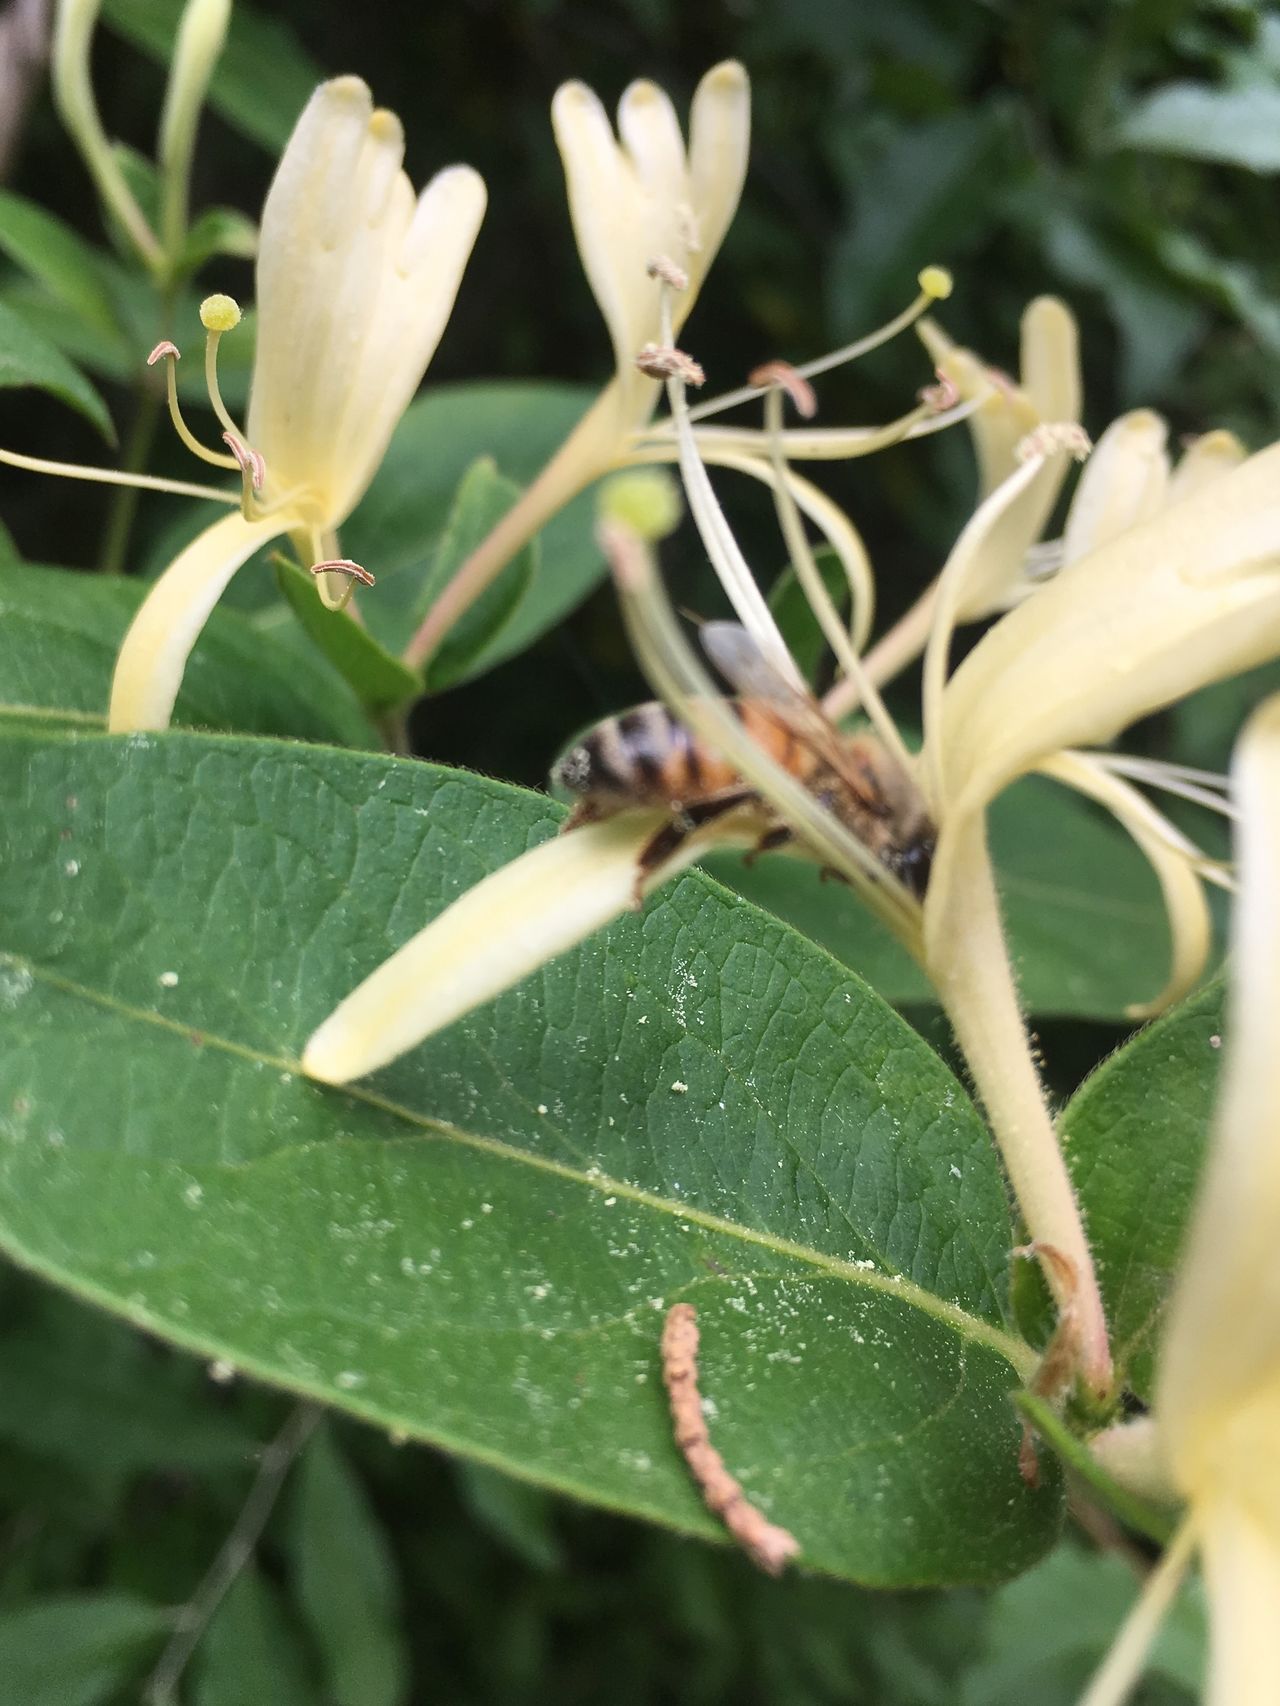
[0, 729, 1058, 1587]
[1061, 981, 1224, 1399]
[0, 299, 113, 440]
[0, 563, 375, 746]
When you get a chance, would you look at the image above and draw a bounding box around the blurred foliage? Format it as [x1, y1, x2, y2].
[0, 0, 1271, 1696]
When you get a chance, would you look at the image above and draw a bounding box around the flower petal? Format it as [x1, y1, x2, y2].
[1167, 427, 1247, 504]
[1036, 751, 1212, 1019]
[1201, 1499, 1280, 1706]
[1061, 410, 1169, 567]
[302, 812, 716, 1085]
[552, 63, 748, 385]
[108, 511, 288, 732]
[248, 78, 484, 523]
[938, 444, 1280, 820]
[1158, 696, 1280, 1453]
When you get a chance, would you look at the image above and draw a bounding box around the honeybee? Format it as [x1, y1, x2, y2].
[552, 622, 935, 898]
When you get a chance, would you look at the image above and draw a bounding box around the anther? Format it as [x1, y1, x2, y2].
[221, 431, 265, 493]
[747, 360, 818, 420]
[310, 558, 376, 588]
[917, 265, 953, 300]
[647, 255, 689, 292]
[918, 369, 960, 412]
[199, 293, 242, 332]
[636, 343, 705, 386]
[147, 340, 180, 366]
[1016, 422, 1092, 464]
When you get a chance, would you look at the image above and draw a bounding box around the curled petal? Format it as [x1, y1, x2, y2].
[302, 812, 721, 1085]
[108, 512, 287, 732]
[1037, 751, 1213, 1019]
[919, 298, 1082, 617]
[1061, 410, 1169, 567]
[938, 444, 1280, 824]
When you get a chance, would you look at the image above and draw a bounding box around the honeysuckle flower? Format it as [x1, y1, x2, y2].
[1078, 695, 1280, 1706]
[403, 61, 751, 671]
[402, 58, 966, 672]
[1, 76, 485, 731]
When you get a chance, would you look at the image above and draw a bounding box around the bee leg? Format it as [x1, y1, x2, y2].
[560, 799, 605, 835]
[743, 825, 792, 868]
[631, 793, 752, 907]
[632, 820, 694, 906]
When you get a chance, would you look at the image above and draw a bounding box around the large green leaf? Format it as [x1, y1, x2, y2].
[0, 299, 113, 441]
[194, 1567, 317, 1706]
[1059, 982, 1223, 1399]
[1114, 80, 1280, 172]
[344, 383, 605, 682]
[0, 562, 375, 747]
[710, 775, 1201, 1021]
[0, 731, 1057, 1586]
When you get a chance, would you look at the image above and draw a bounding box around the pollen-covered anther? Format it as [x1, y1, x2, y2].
[918, 368, 960, 412]
[635, 342, 705, 386]
[199, 293, 242, 333]
[747, 360, 817, 420]
[1016, 422, 1093, 464]
[221, 431, 266, 493]
[310, 557, 376, 588]
[646, 254, 689, 292]
[147, 340, 181, 367]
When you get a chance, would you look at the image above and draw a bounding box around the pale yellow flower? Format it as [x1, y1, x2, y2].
[1081, 695, 1280, 1706]
[111, 77, 485, 730]
[403, 62, 750, 670]
[0, 76, 486, 731]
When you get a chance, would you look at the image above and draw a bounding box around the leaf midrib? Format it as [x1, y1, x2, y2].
[0, 947, 1035, 1380]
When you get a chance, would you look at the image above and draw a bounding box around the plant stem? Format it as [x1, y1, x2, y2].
[97, 384, 163, 575]
[144, 1401, 321, 1706]
[927, 811, 1114, 1399]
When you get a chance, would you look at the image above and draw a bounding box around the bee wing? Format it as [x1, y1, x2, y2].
[699, 623, 890, 814]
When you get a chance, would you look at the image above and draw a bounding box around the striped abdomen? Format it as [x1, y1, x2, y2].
[553, 701, 818, 812]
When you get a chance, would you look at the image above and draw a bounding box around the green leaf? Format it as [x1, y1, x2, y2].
[416, 457, 537, 690]
[194, 1567, 317, 1706]
[275, 557, 422, 716]
[291, 1425, 408, 1706]
[0, 1277, 261, 1477]
[1114, 80, 1280, 172]
[1059, 982, 1222, 1400]
[767, 547, 850, 688]
[1013, 1394, 1175, 1546]
[0, 1593, 173, 1706]
[177, 207, 259, 277]
[711, 775, 1204, 1021]
[0, 562, 376, 747]
[455, 1462, 565, 1572]
[960, 1543, 1203, 1705]
[0, 191, 121, 340]
[0, 299, 114, 442]
[101, 0, 324, 154]
[344, 383, 605, 682]
[0, 731, 1058, 1587]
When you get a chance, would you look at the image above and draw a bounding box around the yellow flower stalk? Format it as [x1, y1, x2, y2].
[403, 61, 751, 671]
[1080, 695, 1280, 1706]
